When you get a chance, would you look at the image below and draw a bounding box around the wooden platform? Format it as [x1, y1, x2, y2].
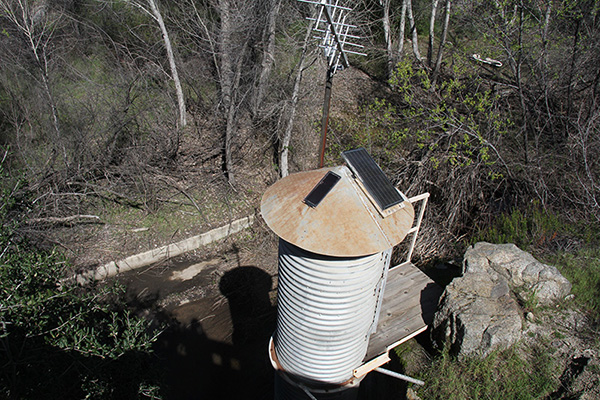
[354, 262, 442, 378]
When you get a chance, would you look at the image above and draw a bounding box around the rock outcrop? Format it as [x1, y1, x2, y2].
[431, 242, 572, 358]
[467, 242, 572, 306]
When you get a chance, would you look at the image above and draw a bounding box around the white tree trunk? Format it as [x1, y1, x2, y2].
[407, 0, 422, 62]
[280, 19, 314, 178]
[397, 0, 408, 59]
[253, 0, 280, 116]
[148, 0, 186, 128]
[428, 0, 440, 68]
[379, 0, 393, 78]
[432, 0, 451, 85]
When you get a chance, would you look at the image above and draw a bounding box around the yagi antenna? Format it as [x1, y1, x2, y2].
[298, 0, 366, 168]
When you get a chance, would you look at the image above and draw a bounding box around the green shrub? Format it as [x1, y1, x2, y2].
[473, 202, 563, 250]
[324, 59, 512, 235]
[550, 249, 600, 323]
[0, 152, 162, 399]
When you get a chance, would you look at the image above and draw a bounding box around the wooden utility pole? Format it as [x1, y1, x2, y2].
[319, 67, 334, 168]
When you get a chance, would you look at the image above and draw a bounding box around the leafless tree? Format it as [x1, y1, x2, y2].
[280, 14, 315, 178]
[216, 0, 253, 186]
[427, 0, 440, 68]
[252, 0, 281, 117]
[406, 0, 422, 62]
[397, 0, 408, 59]
[126, 0, 187, 128]
[180, 0, 269, 185]
[431, 0, 451, 85]
[379, 0, 393, 78]
[0, 0, 64, 159]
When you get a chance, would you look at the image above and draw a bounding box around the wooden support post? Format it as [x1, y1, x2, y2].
[353, 353, 391, 379]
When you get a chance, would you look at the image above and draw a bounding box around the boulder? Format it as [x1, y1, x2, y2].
[465, 242, 572, 306]
[431, 242, 572, 358]
[432, 265, 522, 358]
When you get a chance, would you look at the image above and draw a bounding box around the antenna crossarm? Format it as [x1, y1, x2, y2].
[322, 4, 349, 69]
[308, 18, 358, 29]
[297, 0, 352, 11]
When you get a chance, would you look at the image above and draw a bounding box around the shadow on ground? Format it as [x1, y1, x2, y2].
[152, 266, 276, 400]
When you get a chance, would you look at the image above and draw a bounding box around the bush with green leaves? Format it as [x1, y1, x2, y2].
[326, 59, 512, 237]
[0, 154, 162, 399]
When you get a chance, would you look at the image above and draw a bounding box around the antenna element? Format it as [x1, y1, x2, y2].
[298, 0, 366, 168]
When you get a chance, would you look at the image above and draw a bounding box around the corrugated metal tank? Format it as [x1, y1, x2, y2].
[262, 165, 415, 398]
[275, 239, 391, 384]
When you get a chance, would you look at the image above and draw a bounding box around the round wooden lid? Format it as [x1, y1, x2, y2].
[261, 166, 414, 257]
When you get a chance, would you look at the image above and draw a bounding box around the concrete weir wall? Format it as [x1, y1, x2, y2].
[76, 215, 255, 284]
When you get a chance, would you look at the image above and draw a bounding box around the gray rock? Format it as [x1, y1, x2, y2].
[526, 312, 535, 322]
[464, 242, 571, 306]
[406, 388, 421, 400]
[431, 242, 572, 359]
[432, 270, 522, 358]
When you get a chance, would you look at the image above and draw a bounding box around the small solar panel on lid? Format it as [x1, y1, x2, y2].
[303, 171, 341, 208]
[342, 148, 404, 211]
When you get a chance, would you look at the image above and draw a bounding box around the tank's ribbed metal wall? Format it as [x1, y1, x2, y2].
[275, 239, 391, 384]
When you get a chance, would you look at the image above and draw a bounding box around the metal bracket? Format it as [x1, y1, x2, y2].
[397, 193, 430, 267]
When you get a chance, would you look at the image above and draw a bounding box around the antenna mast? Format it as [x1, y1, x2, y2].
[298, 0, 366, 168]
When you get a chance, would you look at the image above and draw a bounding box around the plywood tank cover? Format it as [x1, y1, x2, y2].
[261, 166, 414, 257]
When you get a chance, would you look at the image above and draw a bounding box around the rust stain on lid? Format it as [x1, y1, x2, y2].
[261, 166, 414, 257]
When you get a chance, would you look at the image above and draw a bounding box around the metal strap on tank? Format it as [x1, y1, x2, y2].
[367, 249, 391, 336]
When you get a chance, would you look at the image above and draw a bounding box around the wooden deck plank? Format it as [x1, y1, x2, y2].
[364, 263, 442, 361]
[380, 271, 432, 301]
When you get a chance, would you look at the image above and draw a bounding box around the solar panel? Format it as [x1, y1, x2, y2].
[342, 148, 403, 211]
[303, 171, 341, 208]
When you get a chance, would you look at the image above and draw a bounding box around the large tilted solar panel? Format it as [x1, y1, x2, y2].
[342, 148, 404, 211]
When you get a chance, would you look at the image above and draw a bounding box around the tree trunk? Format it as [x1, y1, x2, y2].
[397, 0, 408, 60]
[407, 0, 422, 62]
[224, 43, 247, 186]
[252, 0, 280, 117]
[566, 18, 581, 119]
[318, 68, 333, 169]
[540, 1, 554, 137]
[148, 0, 186, 128]
[39, 52, 61, 150]
[218, 0, 237, 185]
[431, 0, 450, 85]
[280, 19, 314, 178]
[516, 2, 529, 164]
[379, 0, 394, 79]
[428, 0, 440, 68]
